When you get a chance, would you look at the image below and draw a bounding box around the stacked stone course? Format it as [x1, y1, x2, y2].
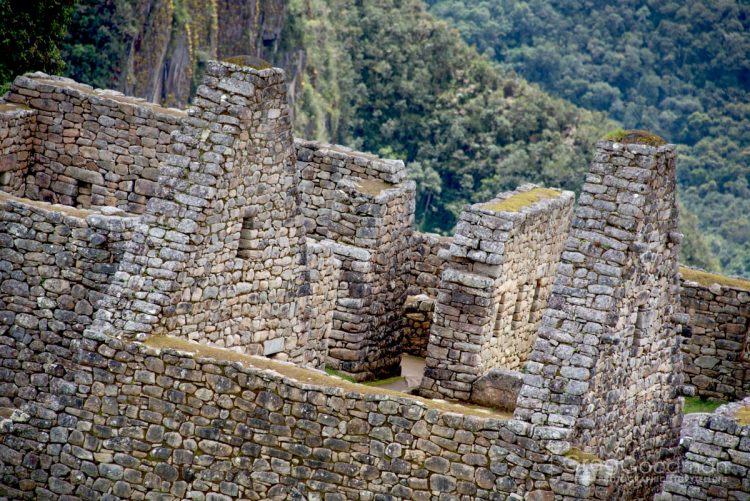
[6, 74, 185, 214]
[0, 328, 617, 501]
[658, 398, 750, 501]
[680, 271, 750, 401]
[420, 185, 574, 402]
[516, 141, 684, 499]
[0, 104, 36, 196]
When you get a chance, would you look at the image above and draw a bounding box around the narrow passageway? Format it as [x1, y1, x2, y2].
[366, 354, 426, 393]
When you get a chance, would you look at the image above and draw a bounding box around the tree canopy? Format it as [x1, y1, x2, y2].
[428, 0, 750, 276]
[0, 0, 76, 92]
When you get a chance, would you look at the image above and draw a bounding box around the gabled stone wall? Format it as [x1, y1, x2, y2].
[516, 141, 684, 499]
[0, 104, 36, 196]
[680, 270, 750, 401]
[5, 74, 185, 214]
[87, 60, 325, 366]
[420, 185, 574, 401]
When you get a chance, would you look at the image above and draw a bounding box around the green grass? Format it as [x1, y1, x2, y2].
[363, 376, 404, 387]
[324, 367, 356, 383]
[604, 128, 666, 146]
[481, 187, 561, 213]
[680, 266, 750, 291]
[222, 55, 273, 70]
[684, 396, 726, 414]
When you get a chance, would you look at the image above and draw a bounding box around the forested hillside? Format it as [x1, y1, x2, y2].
[282, 0, 612, 233]
[0, 0, 726, 271]
[428, 0, 750, 276]
[55, 0, 612, 234]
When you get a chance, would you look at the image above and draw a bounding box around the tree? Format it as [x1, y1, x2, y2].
[0, 0, 76, 92]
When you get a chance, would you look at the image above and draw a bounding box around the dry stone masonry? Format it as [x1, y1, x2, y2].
[679, 268, 750, 401]
[6, 74, 185, 214]
[296, 140, 415, 381]
[658, 398, 750, 501]
[0, 57, 748, 501]
[420, 185, 574, 404]
[401, 232, 452, 357]
[515, 141, 684, 500]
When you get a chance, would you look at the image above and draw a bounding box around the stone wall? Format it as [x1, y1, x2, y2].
[296, 139, 408, 241]
[324, 181, 414, 380]
[0, 103, 36, 197]
[420, 185, 574, 401]
[680, 269, 750, 401]
[85, 60, 329, 367]
[5, 73, 186, 214]
[400, 233, 451, 358]
[0, 191, 136, 359]
[296, 140, 415, 380]
[0, 326, 617, 501]
[402, 294, 435, 358]
[515, 141, 684, 499]
[406, 232, 451, 298]
[299, 240, 339, 369]
[658, 398, 750, 501]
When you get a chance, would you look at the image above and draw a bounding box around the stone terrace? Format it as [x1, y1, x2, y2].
[0, 58, 748, 501]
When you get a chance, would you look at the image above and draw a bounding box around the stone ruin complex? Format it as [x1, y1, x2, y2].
[0, 60, 747, 501]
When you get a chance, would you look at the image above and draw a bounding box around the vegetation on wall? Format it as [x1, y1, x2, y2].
[427, 0, 750, 276]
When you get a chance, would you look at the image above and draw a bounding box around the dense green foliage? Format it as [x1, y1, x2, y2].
[285, 0, 609, 231]
[60, 0, 135, 89]
[0, 0, 75, 93]
[2, 0, 733, 273]
[428, 0, 750, 276]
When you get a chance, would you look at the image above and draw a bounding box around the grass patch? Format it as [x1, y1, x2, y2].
[143, 336, 512, 419]
[324, 366, 356, 383]
[680, 266, 750, 291]
[735, 406, 750, 426]
[222, 55, 273, 70]
[355, 178, 394, 196]
[363, 376, 404, 387]
[564, 448, 601, 464]
[684, 396, 726, 414]
[481, 187, 561, 213]
[604, 128, 666, 146]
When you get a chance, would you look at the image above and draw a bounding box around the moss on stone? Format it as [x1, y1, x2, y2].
[683, 396, 726, 414]
[481, 187, 560, 213]
[363, 375, 405, 387]
[604, 128, 666, 146]
[564, 448, 601, 464]
[680, 266, 750, 291]
[736, 406, 750, 426]
[222, 54, 273, 70]
[355, 178, 394, 196]
[324, 366, 356, 383]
